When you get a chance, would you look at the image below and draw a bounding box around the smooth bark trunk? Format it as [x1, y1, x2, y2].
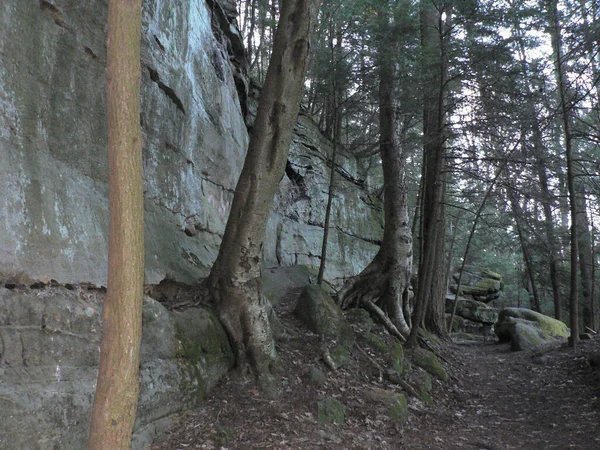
[208, 0, 321, 384]
[88, 0, 144, 448]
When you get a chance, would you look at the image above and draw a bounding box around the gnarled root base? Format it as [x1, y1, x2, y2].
[336, 254, 411, 340]
[210, 276, 279, 394]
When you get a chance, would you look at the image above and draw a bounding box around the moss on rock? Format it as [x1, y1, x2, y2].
[294, 285, 354, 346]
[363, 332, 388, 354]
[346, 308, 375, 333]
[494, 308, 569, 351]
[173, 307, 234, 402]
[364, 388, 408, 422]
[411, 348, 448, 382]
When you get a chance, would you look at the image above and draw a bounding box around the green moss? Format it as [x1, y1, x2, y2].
[365, 388, 408, 422]
[174, 307, 234, 402]
[446, 313, 466, 332]
[388, 393, 408, 421]
[346, 308, 375, 333]
[411, 348, 448, 382]
[417, 373, 433, 404]
[391, 339, 404, 376]
[329, 344, 351, 369]
[363, 332, 387, 354]
[418, 328, 442, 346]
[317, 397, 346, 425]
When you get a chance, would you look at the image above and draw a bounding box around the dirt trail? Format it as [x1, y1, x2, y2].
[150, 307, 600, 450]
[403, 341, 600, 450]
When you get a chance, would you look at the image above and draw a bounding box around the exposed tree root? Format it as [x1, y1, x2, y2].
[336, 254, 411, 340]
[362, 300, 406, 342]
[356, 344, 420, 398]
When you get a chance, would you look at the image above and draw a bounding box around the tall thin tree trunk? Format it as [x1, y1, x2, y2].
[318, 17, 341, 286]
[509, 190, 541, 312]
[207, 0, 321, 387]
[575, 186, 595, 331]
[547, 0, 579, 346]
[407, 0, 448, 346]
[513, 20, 563, 320]
[88, 1, 144, 448]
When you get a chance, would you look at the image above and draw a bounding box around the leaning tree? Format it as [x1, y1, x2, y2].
[207, 0, 322, 388]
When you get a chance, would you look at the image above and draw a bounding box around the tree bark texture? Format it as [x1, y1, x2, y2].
[336, 8, 412, 339]
[88, 0, 144, 448]
[208, 0, 322, 382]
[407, 0, 448, 346]
[508, 189, 541, 312]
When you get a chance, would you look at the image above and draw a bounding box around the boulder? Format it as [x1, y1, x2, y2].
[450, 267, 504, 303]
[364, 388, 408, 422]
[494, 308, 570, 351]
[446, 313, 495, 338]
[409, 348, 449, 382]
[445, 296, 498, 324]
[294, 285, 353, 346]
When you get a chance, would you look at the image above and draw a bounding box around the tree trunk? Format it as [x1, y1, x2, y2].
[207, 0, 321, 386]
[336, 8, 412, 339]
[508, 189, 541, 312]
[547, 0, 579, 345]
[513, 22, 563, 320]
[88, 1, 144, 448]
[406, 0, 448, 347]
[318, 17, 342, 286]
[575, 185, 595, 331]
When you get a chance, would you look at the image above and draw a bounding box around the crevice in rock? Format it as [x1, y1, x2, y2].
[39, 0, 71, 32]
[147, 66, 186, 115]
[146, 277, 208, 311]
[335, 225, 383, 247]
[154, 35, 166, 52]
[201, 175, 235, 194]
[83, 46, 97, 60]
[285, 160, 305, 186]
[205, 0, 250, 123]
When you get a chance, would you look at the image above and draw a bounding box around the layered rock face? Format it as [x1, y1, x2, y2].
[446, 267, 503, 338]
[0, 1, 381, 448]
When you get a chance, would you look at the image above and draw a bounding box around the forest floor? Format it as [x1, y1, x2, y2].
[149, 289, 600, 450]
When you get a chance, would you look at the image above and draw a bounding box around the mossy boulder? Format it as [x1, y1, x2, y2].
[364, 388, 408, 422]
[173, 307, 235, 401]
[294, 285, 354, 346]
[328, 343, 352, 370]
[317, 397, 346, 425]
[410, 348, 448, 382]
[494, 308, 569, 351]
[450, 267, 504, 303]
[445, 297, 498, 324]
[346, 307, 375, 333]
[413, 371, 434, 404]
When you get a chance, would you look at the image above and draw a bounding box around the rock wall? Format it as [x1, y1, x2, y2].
[266, 113, 382, 286]
[0, 0, 248, 288]
[0, 0, 382, 448]
[0, 287, 233, 449]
